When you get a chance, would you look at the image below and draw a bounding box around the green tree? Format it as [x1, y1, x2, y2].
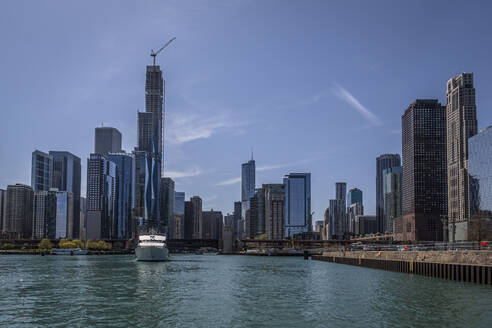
[1, 243, 15, 250]
[87, 239, 111, 250]
[39, 238, 52, 251]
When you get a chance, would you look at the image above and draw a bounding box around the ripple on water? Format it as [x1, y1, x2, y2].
[0, 255, 491, 328]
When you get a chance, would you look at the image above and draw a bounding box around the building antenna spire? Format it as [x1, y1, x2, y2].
[251, 147, 253, 161]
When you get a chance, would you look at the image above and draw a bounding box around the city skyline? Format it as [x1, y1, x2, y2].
[1, 1, 492, 220]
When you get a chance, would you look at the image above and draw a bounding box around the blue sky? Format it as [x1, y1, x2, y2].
[1, 0, 491, 220]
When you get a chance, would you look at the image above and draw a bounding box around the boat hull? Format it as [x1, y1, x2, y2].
[135, 246, 169, 261]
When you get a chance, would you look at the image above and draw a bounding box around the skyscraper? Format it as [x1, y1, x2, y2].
[174, 191, 185, 239]
[327, 199, 338, 239]
[336, 182, 347, 237]
[468, 126, 492, 241]
[55, 191, 74, 239]
[86, 154, 117, 240]
[190, 196, 203, 239]
[241, 156, 256, 230]
[376, 154, 401, 233]
[253, 188, 265, 237]
[347, 188, 363, 207]
[184, 201, 193, 239]
[49, 151, 81, 238]
[6, 184, 33, 239]
[95, 127, 122, 154]
[145, 65, 164, 161]
[264, 184, 285, 239]
[108, 152, 134, 239]
[348, 202, 363, 235]
[80, 197, 86, 240]
[133, 150, 160, 231]
[160, 177, 175, 237]
[383, 166, 402, 234]
[446, 73, 478, 241]
[31, 150, 53, 192]
[398, 99, 447, 241]
[233, 201, 242, 239]
[202, 210, 223, 239]
[134, 64, 164, 232]
[246, 188, 265, 239]
[32, 190, 57, 239]
[0, 189, 7, 232]
[284, 173, 311, 237]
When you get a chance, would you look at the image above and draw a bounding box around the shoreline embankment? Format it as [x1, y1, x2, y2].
[313, 250, 492, 285]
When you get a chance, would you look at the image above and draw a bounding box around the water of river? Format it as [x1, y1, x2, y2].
[0, 254, 490, 327]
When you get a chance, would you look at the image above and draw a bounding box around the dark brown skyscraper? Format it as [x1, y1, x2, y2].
[397, 99, 447, 241]
[6, 184, 33, 239]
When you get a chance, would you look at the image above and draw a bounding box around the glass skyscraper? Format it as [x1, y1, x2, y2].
[133, 150, 160, 230]
[134, 63, 164, 233]
[49, 151, 81, 238]
[376, 154, 401, 233]
[86, 154, 117, 240]
[174, 191, 185, 239]
[383, 166, 402, 234]
[32, 191, 57, 239]
[109, 152, 134, 239]
[284, 173, 311, 237]
[347, 188, 363, 207]
[55, 191, 73, 239]
[468, 126, 492, 240]
[31, 150, 53, 192]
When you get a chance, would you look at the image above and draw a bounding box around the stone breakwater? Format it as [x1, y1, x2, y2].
[313, 251, 492, 285]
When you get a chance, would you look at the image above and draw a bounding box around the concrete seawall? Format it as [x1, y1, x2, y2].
[313, 251, 492, 285]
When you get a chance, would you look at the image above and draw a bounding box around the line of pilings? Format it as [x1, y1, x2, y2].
[311, 255, 492, 285]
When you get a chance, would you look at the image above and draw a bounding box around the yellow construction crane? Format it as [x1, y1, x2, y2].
[150, 37, 176, 66]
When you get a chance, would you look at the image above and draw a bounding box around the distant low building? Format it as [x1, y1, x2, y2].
[314, 220, 324, 233]
[355, 215, 377, 236]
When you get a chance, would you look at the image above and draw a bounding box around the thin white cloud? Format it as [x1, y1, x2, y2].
[166, 112, 244, 144]
[165, 167, 202, 179]
[216, 176, 241, 186]
[257, 163, 288, 171]
[332, 84, 382, 127]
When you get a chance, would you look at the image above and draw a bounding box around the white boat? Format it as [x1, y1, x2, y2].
[135, 234, 169, 261]
[51, 248, 88, 255]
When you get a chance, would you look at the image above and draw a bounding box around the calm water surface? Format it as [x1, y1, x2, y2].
[0, 254, 491, 327]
